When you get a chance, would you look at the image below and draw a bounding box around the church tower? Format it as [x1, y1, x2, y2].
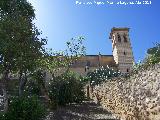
[109, 27, 134, 73]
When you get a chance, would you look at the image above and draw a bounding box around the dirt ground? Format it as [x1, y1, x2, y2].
[45, 101, 119, 120]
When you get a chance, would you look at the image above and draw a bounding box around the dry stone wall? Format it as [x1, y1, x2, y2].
[87, 63, 160, 120]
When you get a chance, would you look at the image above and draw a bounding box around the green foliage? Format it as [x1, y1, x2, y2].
[39, 36, 86, 75]
[132, 60, 143, 73]
[0, 0, 35, 19]
[132, 43, 160, 73]
[87, 66, 121, 86]
[0, 0, 47, 99]
[49, 71, 85, 107]
[66, 36, 86, 57]
[4, 96, 46, 120]
[146, 43, 160, 65]
[78, 75, 90, 83]
[24, 79, 41, 96]
[0, 0, 47, 73]
[0, 0, 87, 115]
[0, 112, 5, 120]
[23, 70, 45, 96]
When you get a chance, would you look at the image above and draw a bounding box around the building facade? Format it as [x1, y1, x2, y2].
[70, 27, 134, 75]
[70, 54, 117, 76]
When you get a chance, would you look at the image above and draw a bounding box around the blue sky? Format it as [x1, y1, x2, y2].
[28, 0, 160, 62]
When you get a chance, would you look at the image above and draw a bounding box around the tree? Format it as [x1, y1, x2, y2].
[0, 0, 86, 111]
[146, 43, 160, 64]
[132, 43, 160, 74]
[36, 36, 86, 105]
[39, 36, 86, 76]
[0, 0, 47, 111]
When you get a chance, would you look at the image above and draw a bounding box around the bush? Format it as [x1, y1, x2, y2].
[87, 66, 121, 86]
[49, 71, 85, 107]
[24, 70, 46, 96]
[142, 43, 160, 67]
[24, 79, 41, 96]
[147, 43, 160, 65]
[0, 112, 5, 120]
[4, 96, 46, 120]
[132, 43, 160, 73]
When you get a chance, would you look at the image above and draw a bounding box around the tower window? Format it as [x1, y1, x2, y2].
[124, 51, 126, 55]
[117, 34, 121, 42]
[127, 68, 129, 72]
[113, 35, 115, 40]
[123, 34, 128, 42]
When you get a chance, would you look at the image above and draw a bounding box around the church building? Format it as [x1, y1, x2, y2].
[70, 27, 134, 75]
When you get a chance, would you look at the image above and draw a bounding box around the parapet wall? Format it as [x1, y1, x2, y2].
[87, 63, 160, 120]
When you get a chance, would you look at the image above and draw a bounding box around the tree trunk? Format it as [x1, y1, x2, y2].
[1, 69, 9, 112]
[18, 71, 23, 96]
[41, 71, 50, 104]
[40, 86, 50, 103]
[19, 71, 28, 96]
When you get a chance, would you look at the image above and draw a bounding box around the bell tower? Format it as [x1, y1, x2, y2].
[109, 27, 134, 73]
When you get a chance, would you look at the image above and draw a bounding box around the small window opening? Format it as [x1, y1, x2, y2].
[118, 34, 121, 42]
[124, 34, 128, 42]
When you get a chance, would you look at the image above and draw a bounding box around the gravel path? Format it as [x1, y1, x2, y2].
[46, 101, 119, 120]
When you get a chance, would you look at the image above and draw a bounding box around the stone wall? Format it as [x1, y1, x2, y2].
[86, 63, 160, 120]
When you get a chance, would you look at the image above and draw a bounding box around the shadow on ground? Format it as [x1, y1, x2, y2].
[47, 101, 119, 120]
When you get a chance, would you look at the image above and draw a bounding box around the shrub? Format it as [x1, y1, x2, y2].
[132, 60, 144, 73]
[147, 43, 160, 65]
[87, 66, 121, 86]
[132, 43, 160, 74]
[0, 112, 5, 120]
[24, 70, 46, 96]
[49, 71, 85, 107]
[24, 79, 41, 96]
[4, 96, 46, 120]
